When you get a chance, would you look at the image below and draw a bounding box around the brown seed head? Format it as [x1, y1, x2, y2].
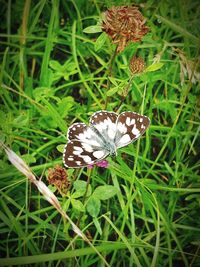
[47, 165, 70, 195]
[129, 56, 146, 74]
[102, 5, 149, 53]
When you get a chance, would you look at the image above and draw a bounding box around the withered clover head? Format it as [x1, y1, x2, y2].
[129, 56, 146, 74]
[102, 5, 149, 53]
[47, 165, 70, 195]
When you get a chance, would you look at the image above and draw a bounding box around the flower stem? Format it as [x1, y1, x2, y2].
[104, 46, 118, 109]
[76, 168, 92, 227]
[115, 74, 135, 112]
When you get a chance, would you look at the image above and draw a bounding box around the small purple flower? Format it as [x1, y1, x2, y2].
[87, 164, 94, 169]
[88, 160, 109, 169]
[96, 160, 109, 168]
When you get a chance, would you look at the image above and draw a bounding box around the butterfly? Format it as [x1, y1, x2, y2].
[63, 110, 150, 168]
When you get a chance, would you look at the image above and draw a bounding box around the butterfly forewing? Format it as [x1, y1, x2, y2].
[68, 123, 88, 140]
[68, 122, 106, 145]
[90, 110, 118, 141]
[115, 112, 150, 148]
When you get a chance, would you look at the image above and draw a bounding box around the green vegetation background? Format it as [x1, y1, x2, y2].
[0, 0, 199, 266]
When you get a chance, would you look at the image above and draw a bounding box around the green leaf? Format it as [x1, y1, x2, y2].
[108, 77, 118, 86]
[86, 196, 100, 217]
[73, 180, 92, 197]
[62, 199, 71, 211]
[71, 199, 85, 212]
[93, 217, 102, 235]
[21, 154, 36, 164]
[141, 179, 158, 185]
[95, 32, 107, 51]
[49, 60, 62, 71]
[93, 185, 118, 200]
[57, 96, 75, 118]
[63, 60, 77, 72]
[13, 113, 29, 127]
[33, 87, 54, 101]
[83, 25, 102, 33]
[48, 185, 57, 193]
[72, 190, 86, 198]
[106, 86, 119, 96]
[57, 144, 65, 153]
[38, 115, 58, 129]
[185, 194, 200, 201]
[164, 161, 174, 176]
[74, 180, 87, 190]
[146, 63, 164, 72]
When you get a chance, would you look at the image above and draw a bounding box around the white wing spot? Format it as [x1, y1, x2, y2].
[126, 117, 131, 126]
[80, 155, 92, 163]
[139, 118, 143, 123]
[108, 128, 115, 139]
[141, 124, 145, 129]
[73, 150, 81, 155]
[93, 150, 105, 159]
[106, 120, 116, 139]
[77, 132, 88, 141]
[87, 128, 94, 138]
[117, 122, 127, 134]
[130, 118, 135, 124]
[76, 161, 81, 165]
[82, 143, 93, 152]
[132, 126, 140, 136]
[95, 122, 106, 131]
[68, 157, 74, 161]
[118, 134, 131, 145]
[74, 146, 83, 152]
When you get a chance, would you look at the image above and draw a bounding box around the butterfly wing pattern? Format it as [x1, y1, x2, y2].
[115, 112, 150, 148]
[63, 110, 150, 168]
[63, 122, 109, 168]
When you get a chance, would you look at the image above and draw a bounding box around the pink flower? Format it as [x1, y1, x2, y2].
[88, 160, 109, 169]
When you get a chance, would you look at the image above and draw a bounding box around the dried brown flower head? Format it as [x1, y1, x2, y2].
[173, 48, 200, 85]
[47, 165, 70, 195]
[102, 5, 149, 53]
[129, 56, 146, 74]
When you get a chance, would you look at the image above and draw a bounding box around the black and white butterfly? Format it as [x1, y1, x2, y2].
[63, 111, 150, 168]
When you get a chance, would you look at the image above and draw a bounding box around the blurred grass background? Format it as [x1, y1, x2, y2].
[0, 0, 199, 266]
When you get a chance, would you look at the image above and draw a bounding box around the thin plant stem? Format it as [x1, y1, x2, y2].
[104, 46, 118, 109]
[76, 168, 92, 227]
[115, 74, 135, 112]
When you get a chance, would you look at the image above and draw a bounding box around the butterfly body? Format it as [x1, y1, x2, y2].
[63, 111, 150, 168]
[90, 124, 117, 157]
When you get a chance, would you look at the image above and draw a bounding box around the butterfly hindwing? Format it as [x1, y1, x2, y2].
[115, 112, 150, 148]
[63, 140, 108, 168]
[64, 122, 108, 168]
